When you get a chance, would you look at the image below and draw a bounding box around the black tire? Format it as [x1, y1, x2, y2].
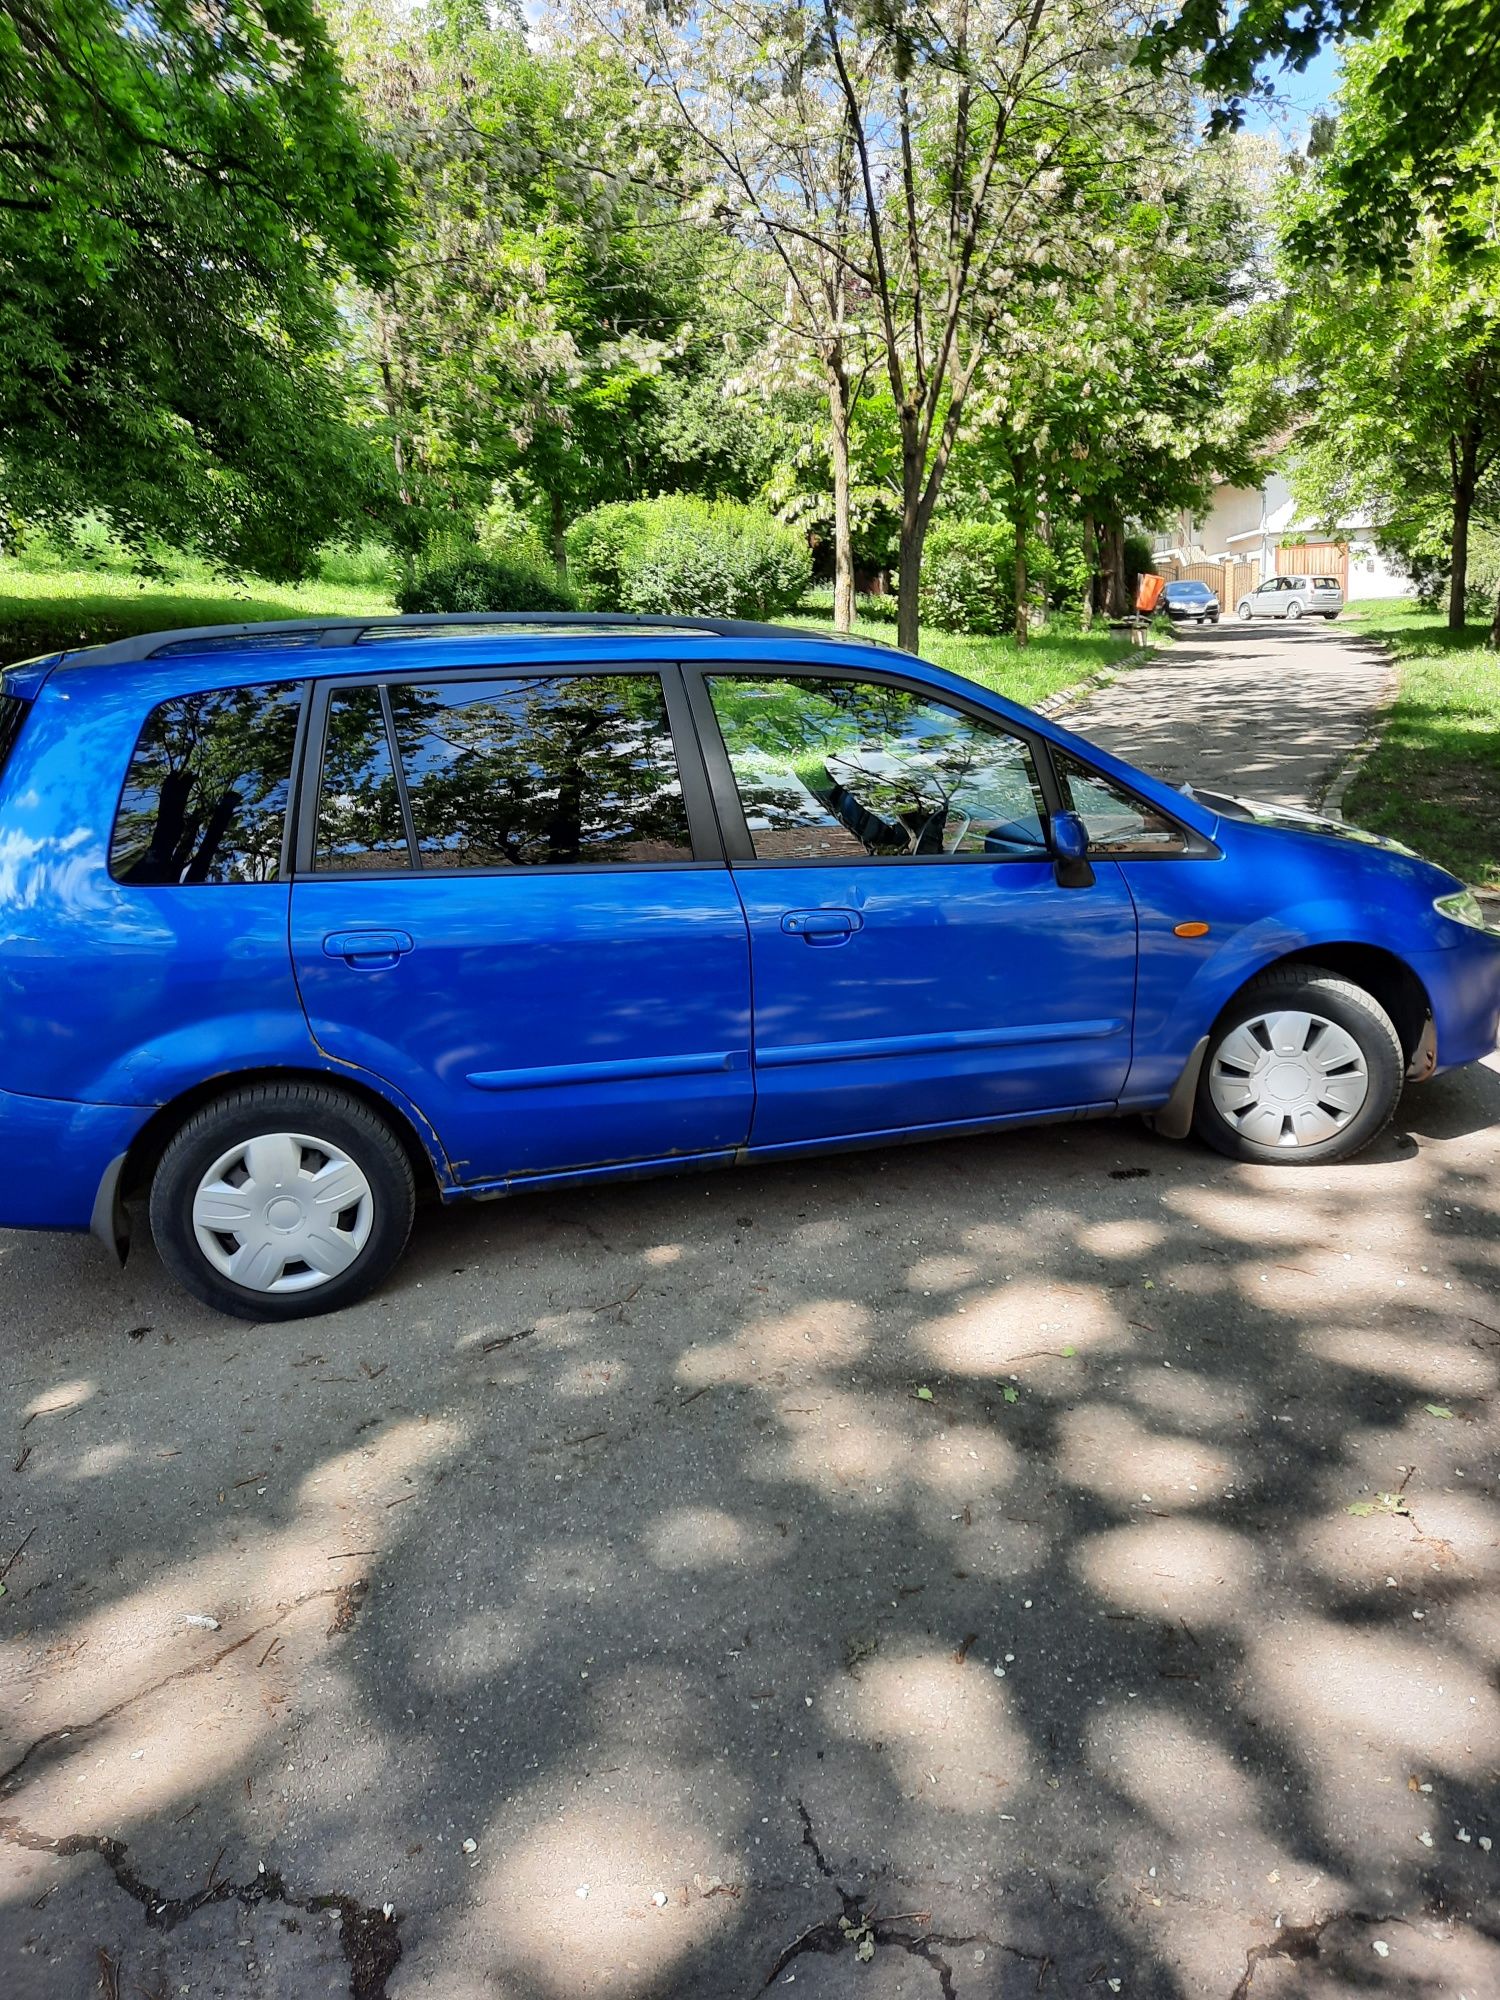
[1193, 968, 1404, 1166]
[149, 1081, 417, 1320]
[1286, 599, 1303, 621]
[1237, 600, 1253, 620]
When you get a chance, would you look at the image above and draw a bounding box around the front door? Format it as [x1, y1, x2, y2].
[290, 666, 752, 1186]
[691, 668, 1140, 1152]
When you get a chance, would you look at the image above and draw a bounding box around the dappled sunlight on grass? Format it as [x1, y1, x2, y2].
[1343, 599, 1500, 886]
[785, 607, 1146, 709]
[0, 558, 395, 662]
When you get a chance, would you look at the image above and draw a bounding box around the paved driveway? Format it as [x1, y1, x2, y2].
[3, 623, 1498, 2000]
[1064, 616, 1395, 806]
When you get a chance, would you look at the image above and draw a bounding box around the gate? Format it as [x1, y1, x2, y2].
[1276, 541, 1348, 595]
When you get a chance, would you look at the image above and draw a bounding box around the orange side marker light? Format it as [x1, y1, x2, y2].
[1173, 920, 1210, 938]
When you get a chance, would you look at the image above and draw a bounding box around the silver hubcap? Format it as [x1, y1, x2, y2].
[1209, 1009, 1370, 1149]
[192, 1132, 374, 1293]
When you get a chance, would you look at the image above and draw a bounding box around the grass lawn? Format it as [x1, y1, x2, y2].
[0, 560, 396, 663]
[0, 562, 1144, 715]
[786, 610, 1147, 709]
[1341, 599, 1500, 889]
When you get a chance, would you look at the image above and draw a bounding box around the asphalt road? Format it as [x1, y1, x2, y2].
[3, 620, 1497, 2000]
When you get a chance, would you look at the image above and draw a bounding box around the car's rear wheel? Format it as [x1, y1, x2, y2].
[1237, 599, 1254, 619]
[150, 1082, 416, 1319]
[1194, 969, 1404, 1165]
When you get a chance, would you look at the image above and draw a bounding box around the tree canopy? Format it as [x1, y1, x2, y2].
[0, 0, 402, 575]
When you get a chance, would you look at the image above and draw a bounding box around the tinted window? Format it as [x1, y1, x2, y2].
[706, 674, 1048, 860]
[111, 683, 302, 885]
[1055, 751, 1189, 854]
[0, 694, 27, 779]
[379, 673, 692, 869]
[316, 687, 411, 873]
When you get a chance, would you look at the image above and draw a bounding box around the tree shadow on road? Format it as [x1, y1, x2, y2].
[1, 1089, 1498, 1999]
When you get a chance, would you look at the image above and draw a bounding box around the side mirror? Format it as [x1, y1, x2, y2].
[1049, 809, 1094, 888]
[1050, 810, 1089, 862]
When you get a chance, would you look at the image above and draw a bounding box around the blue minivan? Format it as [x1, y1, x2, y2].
[2, 611, 1496, 1320]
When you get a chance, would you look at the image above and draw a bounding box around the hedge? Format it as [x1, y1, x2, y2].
[566, 498, 810, 619]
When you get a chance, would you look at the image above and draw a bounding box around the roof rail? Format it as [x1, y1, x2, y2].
[67, 609, 890, 668]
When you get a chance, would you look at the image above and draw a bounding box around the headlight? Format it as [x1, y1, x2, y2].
[1434, 889, 1498, 933]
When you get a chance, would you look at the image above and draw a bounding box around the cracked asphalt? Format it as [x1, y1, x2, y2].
[3, 621, 1498, 2000]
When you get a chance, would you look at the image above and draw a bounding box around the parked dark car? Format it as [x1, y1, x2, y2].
[1159, 579, 1221, 624]
[2, 611, 1497, 1320]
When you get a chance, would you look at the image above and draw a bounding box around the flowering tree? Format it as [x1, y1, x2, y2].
[332, 0, 733, 560]
[565, 0, 1186, 650]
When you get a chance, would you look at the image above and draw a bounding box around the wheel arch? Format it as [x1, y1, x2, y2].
[117, 1067, 447, 1209]
[1243, 944, 1432, 1069]
[1148, 941, 1434, 1143]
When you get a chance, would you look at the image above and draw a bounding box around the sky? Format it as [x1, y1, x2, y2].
[1243, 43, 1345, 145]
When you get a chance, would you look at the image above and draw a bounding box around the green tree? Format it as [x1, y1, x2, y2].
[1149, 0, 1498, 272]
[0, 0, 401, 576]
[568, 0, 1193, 652]
[333, 1, 743, 563]
[1281, 39, 1500, 636]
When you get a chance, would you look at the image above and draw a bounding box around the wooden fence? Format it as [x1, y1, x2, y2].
[1154, 553, 1261, 612]
[1276, 541, 1349, 595]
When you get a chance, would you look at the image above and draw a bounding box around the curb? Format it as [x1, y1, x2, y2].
[1036, 639, 1165, 720]
[1314, 640, 1398, 820]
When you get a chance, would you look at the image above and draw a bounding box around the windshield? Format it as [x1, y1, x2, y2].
[1167, 582, 1211, 597]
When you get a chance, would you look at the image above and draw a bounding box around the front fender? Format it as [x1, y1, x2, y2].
[1120, 866, 1436, 1107]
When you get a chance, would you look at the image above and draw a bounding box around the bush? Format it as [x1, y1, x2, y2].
[567, 497, 811, 619]
[318, 539, 398, 592]
[476, 496, 551, 570]
[797, 583, 900, 626]
[918, 521, 1017, 634]
[396, 545, 575, 615]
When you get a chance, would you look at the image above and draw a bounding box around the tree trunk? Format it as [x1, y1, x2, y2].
[1080, 513, 1096, 630]
[825, 353, 856, 634]
[1013, 519, 1029, 647]
[1489, 577, 1500, 651]
[1098, 518, 1128, 618]
[375, 308, 411, 509]
[895, 418, 929, 655]
[1449, 427, 1478, 632]
[550, 491, 568, 576]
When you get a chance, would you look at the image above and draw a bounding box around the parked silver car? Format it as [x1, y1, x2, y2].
[1236, 574, 1344, 621]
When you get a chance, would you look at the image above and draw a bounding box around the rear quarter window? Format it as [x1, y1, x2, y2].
[0, 694, 27, 778]
[110, 683, 304, 885]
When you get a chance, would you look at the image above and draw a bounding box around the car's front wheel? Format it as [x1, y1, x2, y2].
[1286, 599, 1304, 621]
[1237, 599, 1254, 619]
[1194, 969, 1404, 1165]
[149, 1082, 417, 1319]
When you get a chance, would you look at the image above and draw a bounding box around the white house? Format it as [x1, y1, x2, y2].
[1151, 467, 1414, 599]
